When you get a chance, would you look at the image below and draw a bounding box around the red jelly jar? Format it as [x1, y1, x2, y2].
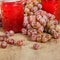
[1, 0, 24, 32]
[42, 0, 60, 21]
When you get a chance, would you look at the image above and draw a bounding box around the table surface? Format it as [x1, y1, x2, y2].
[0, 29, 60, 60]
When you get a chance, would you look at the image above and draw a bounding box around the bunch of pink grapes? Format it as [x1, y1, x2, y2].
[22, 0, 60, 43]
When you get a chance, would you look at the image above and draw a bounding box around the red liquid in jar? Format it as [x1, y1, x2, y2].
[42, 0, 60, 21]
[2, 2, 24, 32]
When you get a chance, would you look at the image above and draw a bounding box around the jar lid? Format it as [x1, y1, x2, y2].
[2, 0, 19, 2]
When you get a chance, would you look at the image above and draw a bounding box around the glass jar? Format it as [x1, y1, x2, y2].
[0, 1, 2, 27]
[1, 0, 24, 32]
[42, 0, 60, 21]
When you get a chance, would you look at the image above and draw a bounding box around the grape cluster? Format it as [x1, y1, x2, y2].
[22, 0, 60, 43]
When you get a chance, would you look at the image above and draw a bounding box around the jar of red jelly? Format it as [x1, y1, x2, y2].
[42, 0, 60, 21]
[1, 0, 24, 32]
